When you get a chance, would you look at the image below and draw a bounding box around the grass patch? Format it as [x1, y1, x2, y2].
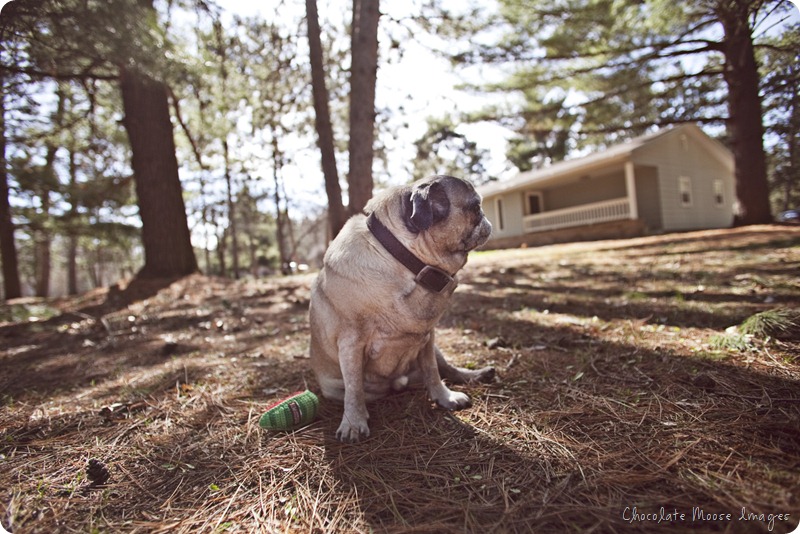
[709, 307, 800, 354]
[708, 331, 759, 353]
[739, 307, 800, 341]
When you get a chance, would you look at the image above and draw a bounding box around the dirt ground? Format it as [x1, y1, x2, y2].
[1, 224, 799, 533]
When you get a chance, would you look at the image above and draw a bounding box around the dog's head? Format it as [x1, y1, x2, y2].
[402, 175, 492, 254]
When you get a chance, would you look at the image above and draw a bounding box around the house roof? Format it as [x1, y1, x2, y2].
[478, 123, 733, 198]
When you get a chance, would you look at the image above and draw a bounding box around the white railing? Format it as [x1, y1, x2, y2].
[523, 197, 631, 233]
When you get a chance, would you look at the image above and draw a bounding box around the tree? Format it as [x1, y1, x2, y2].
[412, 115, 491, 184]
[30, 83, 67, 297]
[305, 0, 381, 238]
[347, 0, 381, 215]
[212, 20, 241, 279]
[760, 24, 800, 213]
[444, 0, 797, 224]
[306, 0, 347, 238]
[0, 71, 21, 300]
[714, 0, 773, 224]
[233, 15, 310, 274]
[118, 0, 197, 278]
[119, 65, 197, 279]
[3, 0, 198, 282]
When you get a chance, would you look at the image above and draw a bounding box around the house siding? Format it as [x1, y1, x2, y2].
[632, 129, 734, 231]
[483, 190, 525, 239]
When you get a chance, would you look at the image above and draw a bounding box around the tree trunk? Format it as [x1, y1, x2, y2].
[281, 175, 298, 258]
[0, 73, 21, 300]
[718, 0, 773, 225]
[271, 132, 290, 274]
[66, 148, 78, 295]
[784, 71, 799, 212]
[34, 144, 57, 298]
[202, 205, 212, 274]
[216, 221, 227, 277]
[223, 138, 240, 279]
[306, 0, 347, 238]
[33, 219, 50, 297]
[67, 234, 78, 294]
[87, 247, 101, 288]
[347, 0, 380, 215]
[119, 66, 198, 279]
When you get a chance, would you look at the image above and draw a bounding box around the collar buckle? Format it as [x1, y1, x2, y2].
[414, 265, 455, 293]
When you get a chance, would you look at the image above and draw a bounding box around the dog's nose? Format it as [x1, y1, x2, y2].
[481, 218, 492, 237]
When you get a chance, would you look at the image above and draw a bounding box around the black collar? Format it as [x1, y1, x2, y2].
[366, 213, 455, 293]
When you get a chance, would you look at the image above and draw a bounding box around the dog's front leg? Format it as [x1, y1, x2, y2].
[336, 331, 370, 443]
[421, 332, 472, 410]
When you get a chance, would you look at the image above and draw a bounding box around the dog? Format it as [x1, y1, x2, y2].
[309, 175, 495, 443]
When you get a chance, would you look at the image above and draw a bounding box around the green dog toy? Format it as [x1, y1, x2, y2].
[259, 390, 319, 430]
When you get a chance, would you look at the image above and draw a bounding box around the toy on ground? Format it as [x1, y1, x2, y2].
[259, 390, 319, 431]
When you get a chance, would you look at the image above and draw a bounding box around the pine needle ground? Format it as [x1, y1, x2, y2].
[1, 224, 799, 533]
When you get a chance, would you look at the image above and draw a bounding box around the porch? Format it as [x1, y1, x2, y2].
[523, 197, 631, 233]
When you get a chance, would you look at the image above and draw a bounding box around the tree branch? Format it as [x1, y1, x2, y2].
[576, 116, 729, 136]
[0, 64, 118, 82]
[167, 85, 207, 171]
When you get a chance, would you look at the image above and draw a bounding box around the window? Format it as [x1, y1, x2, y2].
[525, 191, 544, 215]
[495, 198, 505, 231]
[678, 176, 693, 207]
[713, 179, 724, 207]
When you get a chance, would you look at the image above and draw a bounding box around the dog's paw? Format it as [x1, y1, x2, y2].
[434, 390, 472, 411]
[336, 415, 370, 443]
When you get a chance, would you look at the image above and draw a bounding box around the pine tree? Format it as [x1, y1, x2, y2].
[443, 0, 797, 224]
[306, 0, 381, 238]
[3, 0, 198, 282]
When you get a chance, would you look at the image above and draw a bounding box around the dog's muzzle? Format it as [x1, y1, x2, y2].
[464, 218, 492, 251]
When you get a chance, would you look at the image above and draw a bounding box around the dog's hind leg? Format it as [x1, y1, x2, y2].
[435, 346, 495, 384]
[419, 334, 472, 410]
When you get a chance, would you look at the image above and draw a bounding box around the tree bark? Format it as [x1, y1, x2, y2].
[223, 138, 240, 279]
[718, 0, 773, 225]
[33, 200, 51, 297]
[119, 66, 198, 279]
[34, 144, 58, 298]
[66, 148, 78, 295]
[306, 0, 347, 238]
[347, 0, 380, 215]
[0, 73, 21, 300]
[217, 226, 227, 277]
[271, 131, 290, 274]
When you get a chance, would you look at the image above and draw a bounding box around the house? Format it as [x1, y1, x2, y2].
[478, 124, 736, 249]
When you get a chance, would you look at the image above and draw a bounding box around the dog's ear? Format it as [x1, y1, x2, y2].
[406, 181, 450, 232]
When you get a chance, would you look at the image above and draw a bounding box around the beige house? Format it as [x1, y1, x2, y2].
[478, 124, 736, 249]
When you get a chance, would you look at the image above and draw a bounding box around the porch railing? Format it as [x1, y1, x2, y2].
[523, 197, 631, 233]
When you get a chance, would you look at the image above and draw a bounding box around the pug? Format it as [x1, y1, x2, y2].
[309, 175, 495, 443]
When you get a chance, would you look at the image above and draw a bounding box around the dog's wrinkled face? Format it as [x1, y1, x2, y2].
[402, 175, 492, 254]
